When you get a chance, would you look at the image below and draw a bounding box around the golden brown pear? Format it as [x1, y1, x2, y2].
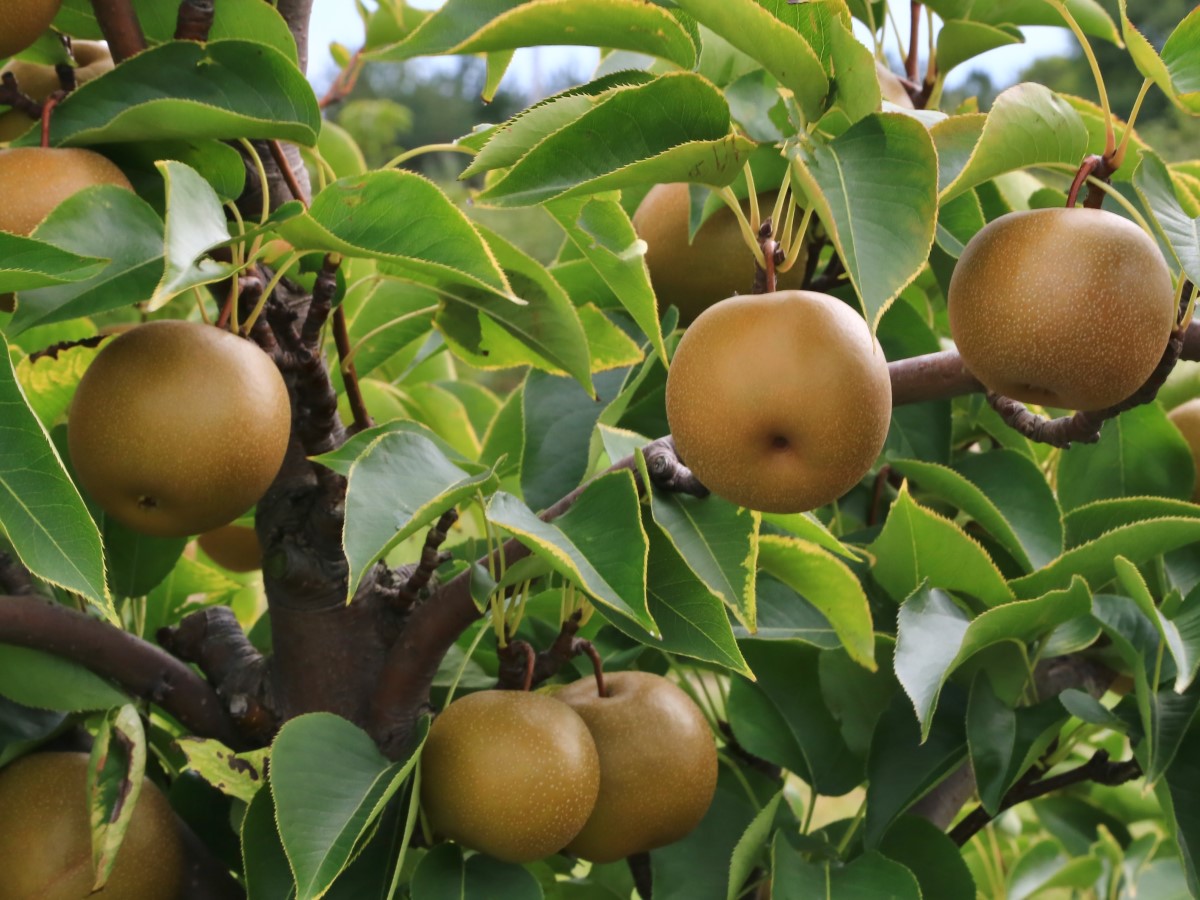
[633, 183, 808, 324]
[420, 690, 600, 864]
[555, 671, 718, 863]
[948, 208, 1176, 411]
[666, 290, 892, 513]
[0, 752, 184, 900]
[198, 523, 262, 572]
[68, 320, 292, 537]
[0, 147, 131, 236]
[0, 41, 113, 142]
[1169, 398, 1200, 502]
[0, 0, 63, 59]
[876, 61, 915, 108]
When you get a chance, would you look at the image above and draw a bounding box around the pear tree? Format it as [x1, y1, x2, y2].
[1, 1, 1200, 898]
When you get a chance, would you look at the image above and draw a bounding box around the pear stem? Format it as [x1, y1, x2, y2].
[39, 91, 65, 149]
[574, 639, 608, 698]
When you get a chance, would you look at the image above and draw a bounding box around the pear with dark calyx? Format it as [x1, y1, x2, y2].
[68, 320, 291, 537]
[666, 289, 892, 513]
[0, 0, 64, 59]
[0, 146, 131, 236]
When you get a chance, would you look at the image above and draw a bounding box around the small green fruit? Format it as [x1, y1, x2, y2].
[1168, 398, 1200, 502]
[0, 0, 63, 59]
[633, 183, 808, 324]
[0, 147, 131, 236]
[666, 290, 892, 513]
[555, 671, 718, 863]
[68, 320, 291, 537]
[0, 752, 184, 900]
[420, 690, 601, 864]
[948, 208, 1176, 411]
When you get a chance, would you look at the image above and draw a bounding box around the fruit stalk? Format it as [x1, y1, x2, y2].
[89, 0, 147, 62]
[174, 0, 215, 42]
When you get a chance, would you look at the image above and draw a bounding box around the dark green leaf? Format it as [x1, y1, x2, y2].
[0, 342, 107, 611]
[772, 838, 921, 899]
[272, 713, 425, 900]
[19, 41, 320, 147]
[0, 232, 106, 294]
[790, 113, 938, 330]
[479, 74, 754, 207]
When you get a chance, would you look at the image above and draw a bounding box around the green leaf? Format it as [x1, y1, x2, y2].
[936, 189, 988, 258]
[176, 738, 268, 804]
[727, 791, 784, 900]
[923, 0, 1120, 45]
[545, 194, 669, 367]
[671, 0, 828, 124]
[936, 20, 1023, 75]
[487, 472, 653, 633]
[1059, 405, 1195, 513]
[11, 187, 165, 335]
[937, 83, 1089, 201]
[869, 483, 1014, 606]
[277, 170, 513, 298]
[652, 765, 780, 900]
[316, 419, 470, 476]
[789, 113, 938, 330]
[894, 579, 1089, 739]
[1064, 497, 1200, 547]
[241, 779, 299, 900]
[729, 641, 860, 795]
[892, 449, 1063, 572]
[1135, 152, 1200, 287]
[271, 713, 426, 900]
[102, 517, 187, 600]
[0, 343, 107, 610]
[15, 338, 103, 428]
[368, 0, 697, 69]
[1012, 518, 1200, 600]
[0, 643, 126, 711]
[734, 573, 840, 648]
[772, 838, 921, 899]
[410, 842, 543, 899]
[864, 689, 968, 848]
[337, 430, 498, 601]
[647, 487, 756, 631]
[0, 232, 106, 294]
[1160, 721, 1200, 896]
[440, 224, 593, 392]
[757, 534, 875, 671]
[18, 41, 320, 147]
[759, 511, 859, 561]
[149, 161, 234, 309]
[1115, 557, 1198, 693]
[519, 369, 626, 511]
[478, 73, 754, 207]
[88, 705, 145, 892]
[1161, 8, 1200, 114]
[967, 673, 1067, 814]
[600, 518, 749, 673]
[462, 71, 656, 174]
[878, 815, 978, 900]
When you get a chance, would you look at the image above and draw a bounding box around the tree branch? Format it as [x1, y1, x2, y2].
[275, 0, 316, 73]
[89, 0, 147, 62]
[950, 750, 1141, 846]
[0, 596, 241, 746]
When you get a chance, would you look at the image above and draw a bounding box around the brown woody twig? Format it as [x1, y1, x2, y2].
[950, 750, 1141, 846]
[0, 73, 43, 120]
[89, 0, 148, 62]
[174, 0, 215, 41]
